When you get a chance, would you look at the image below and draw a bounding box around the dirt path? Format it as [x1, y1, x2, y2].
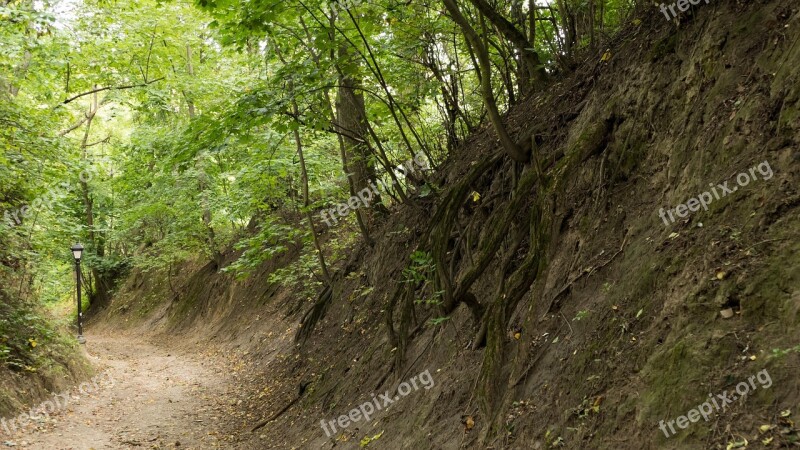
[3, 333, 254, 450]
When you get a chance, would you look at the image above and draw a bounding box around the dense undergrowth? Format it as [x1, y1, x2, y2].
[0, 257, 91, 418]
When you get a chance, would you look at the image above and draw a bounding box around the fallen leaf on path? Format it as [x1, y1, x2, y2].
[359, 431, 384, 447]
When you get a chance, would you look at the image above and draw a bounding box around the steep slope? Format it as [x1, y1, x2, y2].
[97, 0, 800, 448]
[0, 271, 92, 433]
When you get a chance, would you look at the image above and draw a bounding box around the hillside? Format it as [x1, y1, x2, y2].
[2, 0, 799, 448]
[90, 0, 800, 448]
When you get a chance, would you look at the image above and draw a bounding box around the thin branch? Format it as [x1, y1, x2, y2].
[144, 26, 156, 82]
[59, 115, 89, 136]
[60, 77, 165, 105]
[85, 135, 112, 147]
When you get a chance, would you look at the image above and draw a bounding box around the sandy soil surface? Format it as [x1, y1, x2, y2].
[1, 333, 256, 450]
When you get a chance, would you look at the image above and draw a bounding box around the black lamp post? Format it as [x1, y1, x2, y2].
[71, 243, 85, 344]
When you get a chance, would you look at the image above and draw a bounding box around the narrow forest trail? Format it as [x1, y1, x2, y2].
[4, 334, 256, 450]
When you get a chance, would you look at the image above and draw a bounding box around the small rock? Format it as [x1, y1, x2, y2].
[720, 308, 734, 319]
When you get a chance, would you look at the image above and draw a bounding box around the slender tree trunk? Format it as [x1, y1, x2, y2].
[465, 0, 546, 87]
[186, 44, 196, 117]
[342, 11, 433, 165]
[296, 18, 374, 244]
[293, 107, 331, 281]
[185, 43, 218, 264]
[78, 91, 111, 307]
[5, 50, 31, 97]
[274, 46, 332, 280]
[441, 0, 529, 163]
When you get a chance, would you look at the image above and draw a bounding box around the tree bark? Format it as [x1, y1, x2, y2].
[441, 0, 529, 163]
[466, 0, 546, 87]
[335, 43, 384, 208]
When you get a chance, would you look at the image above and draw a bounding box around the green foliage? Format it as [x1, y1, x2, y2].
[429, 316, 450, 326]
[0, 294, 58, 371]
[268, 246, 325, 301]
[770, 345, 800, 359]
[224, 216, 303, 279]
[403, 250, 434, 284]
[573, 310, 590, 321]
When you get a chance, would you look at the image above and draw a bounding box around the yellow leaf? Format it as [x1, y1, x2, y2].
[600, 51, 612, 62]
[632, 18, 642, 25]
[726, 439, 748, 450]
[28, 338, 37, 348]
[471, 191, 481, 202]
[780, 409, 791, 417]
[360, 431, 384, 447]
[513, 332, 521, 340]
[758, 425, 773, 433]
[762, 437, 773, 445]
[716, 271, 728, 280]
[465, 415, 475, 431]
[591, 396, 603, 413]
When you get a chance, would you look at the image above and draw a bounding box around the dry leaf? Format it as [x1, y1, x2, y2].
[463, 415, 475, 432]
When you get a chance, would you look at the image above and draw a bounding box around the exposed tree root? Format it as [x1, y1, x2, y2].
[295, 283, 333, 344]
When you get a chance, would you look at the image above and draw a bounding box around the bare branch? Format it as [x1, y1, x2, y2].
[59, 115, 89, 136]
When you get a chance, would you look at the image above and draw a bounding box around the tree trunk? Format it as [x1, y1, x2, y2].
[186, 44, 196, 117]
[335, 43, 383, 208]
[441, 0, 529, 163]
[77, 91, 111, 307]
[466, 0, 546, 87]
[274, 45, 332, 280]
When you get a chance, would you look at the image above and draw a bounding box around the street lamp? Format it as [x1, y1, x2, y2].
[71, 243, 86, 344]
